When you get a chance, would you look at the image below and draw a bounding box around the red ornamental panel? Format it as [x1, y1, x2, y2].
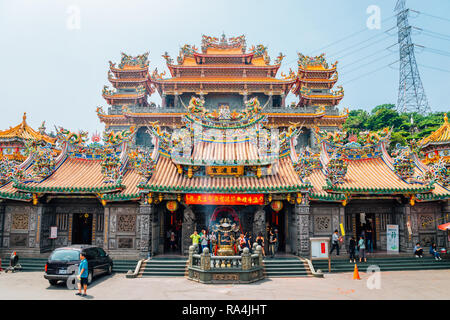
[185, 194, 264, 206]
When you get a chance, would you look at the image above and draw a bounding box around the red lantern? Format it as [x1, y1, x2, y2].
[271, 201, 283, 225]
[166, 201, 178, 225]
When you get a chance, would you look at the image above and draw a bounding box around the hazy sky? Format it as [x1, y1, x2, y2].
[0, 0, 449, 137]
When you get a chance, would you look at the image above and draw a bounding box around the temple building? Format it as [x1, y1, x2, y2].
[0, 113, 55, 162]
[0, 35, 449, 260]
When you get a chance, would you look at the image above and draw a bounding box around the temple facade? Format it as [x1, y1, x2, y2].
[0, 35, 449, 260]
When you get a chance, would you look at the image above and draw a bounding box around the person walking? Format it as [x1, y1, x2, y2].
[256, 232, 266, 257]
[348, 236, 356, 263]
[268, 229, 276, 258]
[76, 252, 88, 297]
[430, 242, 442, 260]
[358, 236, 367, 262]
[169, 232, 177, 252]
[414, 242, 423, 258]
[190, 230, 201, 253]
[330, 230, 340, 256]
[246, 232, 253, 253]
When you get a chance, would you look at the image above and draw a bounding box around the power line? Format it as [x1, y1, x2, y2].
[340, 59, 398, 85]
[416, 11, 450, 24]
[418, 63, 450, 74]
[310, 14, 396, 55]
[339, 45, 396, 70]
[326, 28, 394, 59]
[333, 34, 394, 61]
[339, 51, 397, 76]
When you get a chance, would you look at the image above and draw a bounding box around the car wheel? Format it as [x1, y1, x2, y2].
[87, 271, 93, 285]
[49, 280, 59, 286]
[107, 264, 113, 275]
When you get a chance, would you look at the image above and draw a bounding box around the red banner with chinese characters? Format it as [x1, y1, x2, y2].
[185, 194, 264, 206]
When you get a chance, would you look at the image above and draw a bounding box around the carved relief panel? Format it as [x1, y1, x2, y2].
[117, 215, 136, 233]
[12, 213, 29, 231]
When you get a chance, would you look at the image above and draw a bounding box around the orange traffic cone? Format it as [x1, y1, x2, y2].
[353, 263, 360, 280]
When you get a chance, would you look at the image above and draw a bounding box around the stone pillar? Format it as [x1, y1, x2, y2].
[443, 200, 450, 249]
[188, 245, 195, 267]
[182, 205, 195, 255]
[294, 201, 310, 257]
[161, 94, 166, 108]
[103, 206, 110, 251]
[252, 206, 265, 241]
[268, 94, 273, 109]
[31, 204, 43, 250]
[200, 247, 211, 271]
[174, 94, 179, 109]
[404, 204, 415, 251]
[281, 92, 286, 108]
[241, 248, 251, 270]
[138, 203, 153, 259]
[256, 245, 263, 266]
[338, 206, 347, 255]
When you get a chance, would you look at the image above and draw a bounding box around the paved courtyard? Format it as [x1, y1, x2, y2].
[0, 269, 449, 300]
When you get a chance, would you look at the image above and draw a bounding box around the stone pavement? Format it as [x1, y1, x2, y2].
[0, 269, 449, 300]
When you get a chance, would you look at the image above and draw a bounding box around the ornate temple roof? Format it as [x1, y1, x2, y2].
[419, 113, 450, 148]
[0, 113, 56, 144]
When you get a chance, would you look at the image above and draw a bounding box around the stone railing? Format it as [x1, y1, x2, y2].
[187, 244, 265, 284]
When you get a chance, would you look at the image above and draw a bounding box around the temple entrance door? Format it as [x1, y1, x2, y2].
[72, 213, 92, 245]
[163, 208, 182, 254]
[266, 208, 286, 253]
[355, 213, 377, 251]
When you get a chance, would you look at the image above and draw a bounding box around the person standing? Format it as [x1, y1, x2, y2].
[200, 229, 209, 253]
[76, 252, 88, 297]
[330, 230, 340, 256]
[238, 233, 246, 254]
[366, 225, 373, 253]
[358, 236, 367, 262]
[190, 230, 201, 253]
[268, 229, 275, 258]
[348, 236, 356, 263]
[256, 232, 266, 257]
[169, 232, 177, 252]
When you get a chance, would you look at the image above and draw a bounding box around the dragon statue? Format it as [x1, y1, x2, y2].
[274, 52, 285, 65]
[391, 143, 415, 179]
[31, 146, 56, 180]
[326, 152, 348, 185]
[128, 147, 156, 183]
[151, 68, 166, 80]
[56, 127, 88, 146]
[298, 53, 328, 69]
[281, 68, 297, 80]
[96, 106, 106, 116]
[161, 51, 174, 65]
[102, 126, 136, 146]
[332, 85, 344, 96]
[187, 96, 206, 115]
[100, 149, 122, 184]
[243, 97, 262, 117]
[118, 52, 149, 69]
[293, 147, 322, 181]
[0, 158, 20, 184]
[102, 85, 115, 96]
[420, 158, 450, 187]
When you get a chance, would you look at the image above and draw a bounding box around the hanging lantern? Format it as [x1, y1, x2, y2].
[166, 201, 179, 225]
[271, 201, 283, 225]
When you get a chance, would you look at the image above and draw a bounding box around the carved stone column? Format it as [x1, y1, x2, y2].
[338, 206, 347, 255]
[252, 206, 265, 241]
[138, 203, 153, 259]
[294, 202, 310, 257]
[182, 205, 195, 256]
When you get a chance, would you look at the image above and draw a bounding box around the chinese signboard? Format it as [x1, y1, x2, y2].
[205, 166, 244, 177]
[185, 194, 264, 206]
[386, 224, 399, 253]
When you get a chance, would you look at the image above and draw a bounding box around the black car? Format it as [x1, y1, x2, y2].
[44, 245, 113, 286]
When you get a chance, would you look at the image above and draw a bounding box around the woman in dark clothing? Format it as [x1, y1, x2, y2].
[256, 232, 265, 257]
[349, 237, 356, 263]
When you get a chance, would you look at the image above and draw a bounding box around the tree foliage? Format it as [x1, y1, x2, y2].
[343, 104, 448, 147]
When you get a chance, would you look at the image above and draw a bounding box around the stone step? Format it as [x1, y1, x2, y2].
[141, 271, 186, 277]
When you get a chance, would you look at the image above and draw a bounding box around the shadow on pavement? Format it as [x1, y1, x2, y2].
[45, 273, 116, 291]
